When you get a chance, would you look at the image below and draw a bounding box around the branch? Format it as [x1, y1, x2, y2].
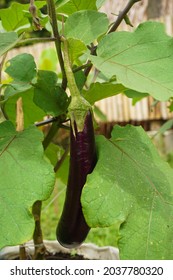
[42, 120, 59, 150]
[54, 147, 69, 173]
[108, 0, 141, 33]
[17, 37, 56, 46]
[73, 62, 92, 73]
[0, 53, 8, 98]
[46, 0, 67, 89]
[35, 117, 58, 127]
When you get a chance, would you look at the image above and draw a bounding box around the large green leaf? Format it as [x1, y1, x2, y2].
[5, 53, 36, 87]
[125, 89, 149, 105]
[64, 10, 109, 45]
[3, 88, 46, 128]
[0, 121, 55, 248]
[82, 125, 173, 259]
[0, 2, 46, 32]
[33, 70, 69, 116]
[82, 82, 126, 105]
[90, 22, 173, 101]
[0, 32, 20, 57]
[56, 0, 97, 15]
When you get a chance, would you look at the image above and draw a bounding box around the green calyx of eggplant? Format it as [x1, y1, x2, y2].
[68, 94, 92, 133]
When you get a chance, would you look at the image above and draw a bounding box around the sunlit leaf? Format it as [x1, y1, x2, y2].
[0, 121, 55, 249]
[82, 125, 173, 259]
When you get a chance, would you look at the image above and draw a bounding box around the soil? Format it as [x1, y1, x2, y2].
[15, 251, 88, 260]
[45, 251, 88, 260]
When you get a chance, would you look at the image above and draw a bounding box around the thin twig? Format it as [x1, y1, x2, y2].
[84, 45, 97, 77]
[73, 62, 92, 73]
[54, 147, 69, 173]
[42, 120, 60, 150]
[0, 53, 7, 97]
[108, 0, 141, 33]
[35, 117, 58, 127]
[17, 37, 56, 46]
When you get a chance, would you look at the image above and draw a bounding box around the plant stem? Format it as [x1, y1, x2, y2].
[46, 0, 67, 90]
[19, 244, 27, 260]
[54, 147, 69, 173]
[17, 37, 56, 46]
[108, 0, 141, 33]
[35, 117, 58, 127]
[42, 120, 59, 150]
[0, 53, 7, 97]
[32, 201, 46, 260]
[62, 36, 91, 130]
[62, 37, 81, 98]
[73, 62, 92, 73]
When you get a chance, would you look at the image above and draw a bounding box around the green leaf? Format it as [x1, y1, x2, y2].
[5, 53, 37, 84]
[0, 2, 46, 32]
[3, 88, 45, 127]
[74, 70, 86, 91]
[82, 125, 173, 259]
[56, 0, 97, 15]
[33, 70, 69, 116]
[0, 121, 55, 248]
[64, 10, 109, 45]
[124, 89, 149, 105]
[82, 82, 126, 105]
[67, 38, 87, 63]
[0, 32, 20, 57]
[155, 119, 173, 136]
[90, 22, 173, 101]
[93, 105, 107, 122]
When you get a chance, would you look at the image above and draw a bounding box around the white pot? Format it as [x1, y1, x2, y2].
[0, 240, 119, 260]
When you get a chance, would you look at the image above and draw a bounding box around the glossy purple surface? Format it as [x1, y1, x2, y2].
[56, 110, 97, 248]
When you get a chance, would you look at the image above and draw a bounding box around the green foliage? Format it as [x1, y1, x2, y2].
[33, 70, 70, 116]
[65, 10, 109, 45]
[90, 22, 173, 101]
[0, 1, 46, 32]
[124, 89, 149, 105]
[56, 0, 97, 15]
[3, 88, 45, 127]
[0, 121, 55, 249]
[82, 125, 173, 259]
[5, 53, 36, 88]
[83, 82, 126, 105]
[0, 32, 20, 56]
[67, 38, 87, 64]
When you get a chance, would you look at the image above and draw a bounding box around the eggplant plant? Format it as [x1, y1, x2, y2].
[1, 0, 173, 260]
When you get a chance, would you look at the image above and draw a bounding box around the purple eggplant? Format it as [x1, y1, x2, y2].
[56, 110, 97, 248]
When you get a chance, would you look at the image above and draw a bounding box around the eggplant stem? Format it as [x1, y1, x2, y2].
[62, 36, 81, 98]
[32, 201, 46, 260]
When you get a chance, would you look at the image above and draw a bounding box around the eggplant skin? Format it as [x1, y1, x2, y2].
[56, 110, 97, 248]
